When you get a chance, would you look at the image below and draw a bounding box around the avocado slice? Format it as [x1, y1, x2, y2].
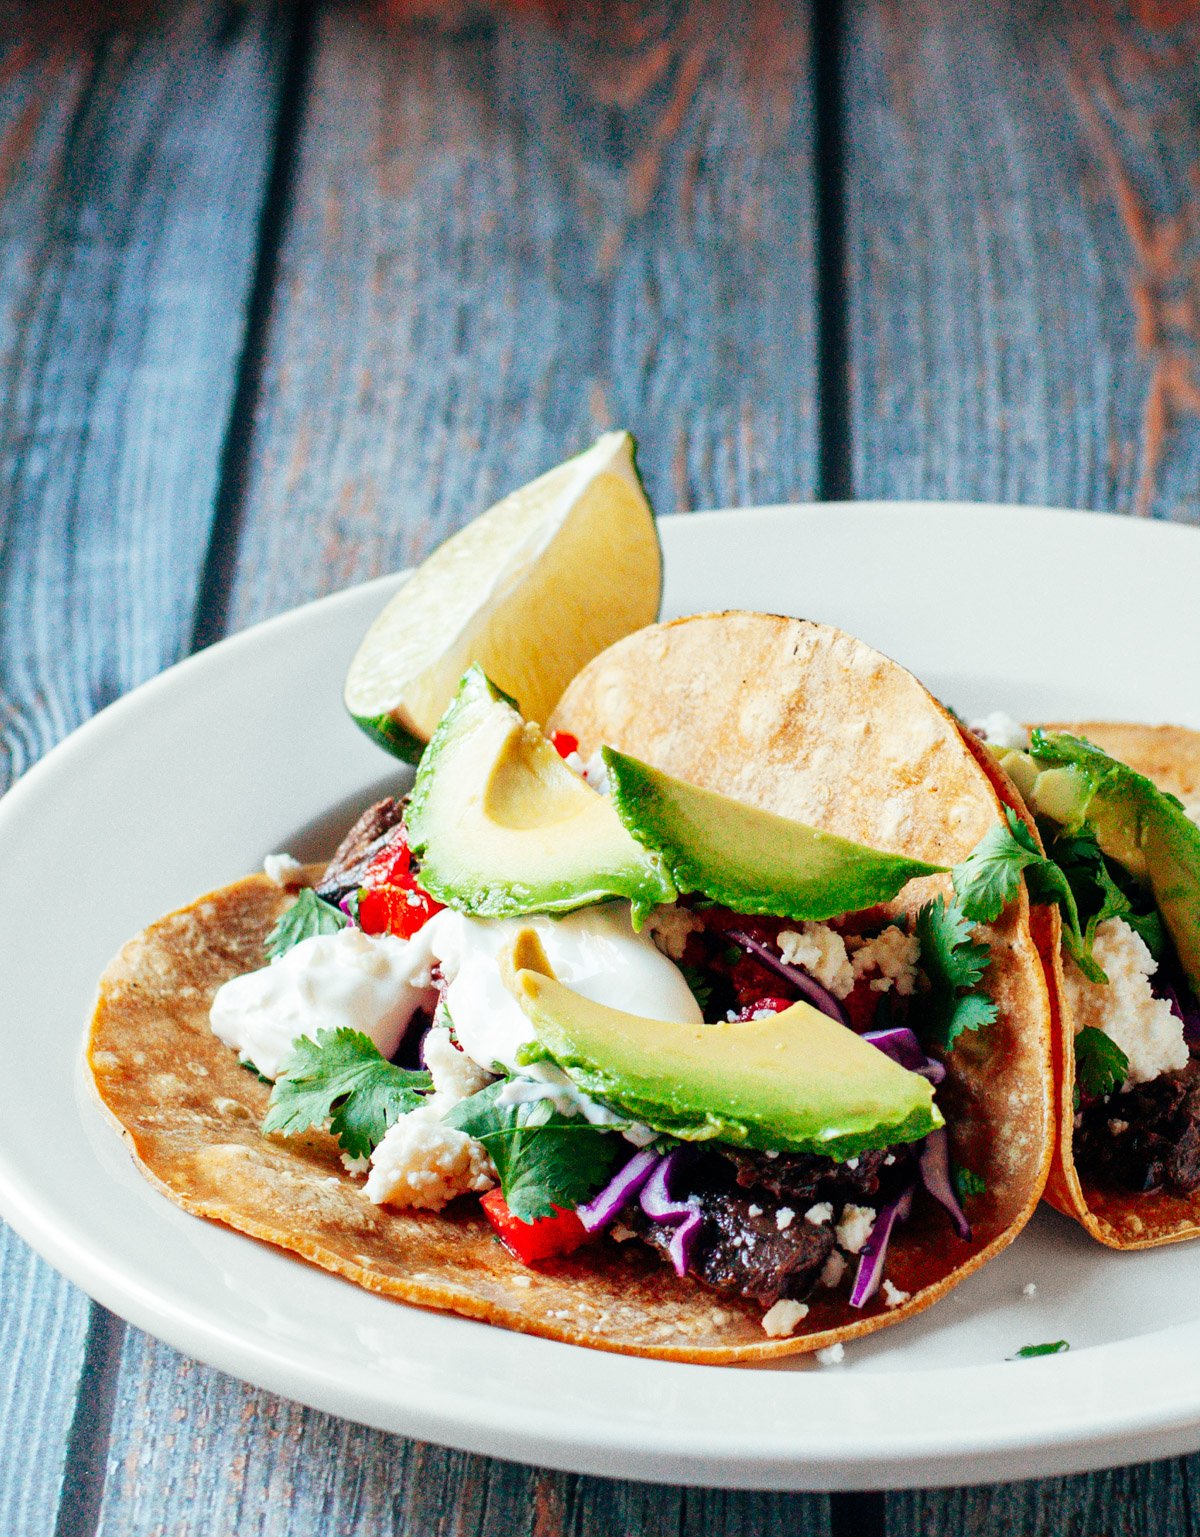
[407, 667, 676, 921]
[997, 730, 1200, 991]
[602, 747, 947, 921]
[503, 931, 942, 1159]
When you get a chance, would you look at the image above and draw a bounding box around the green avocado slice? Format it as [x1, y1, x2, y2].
[503, 930, 942, 1159]
[998, 730, 1200, 992]
[407, 668, 676, 921]
[602, 747, 947, 922]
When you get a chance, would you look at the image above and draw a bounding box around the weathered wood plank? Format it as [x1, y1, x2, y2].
[0, 2, 287, 1529]
[223, 0, 819, 630]
[886, 1459, 1196, 1537]
[96, 2, 826, 1531]
[845, 0, 1200, 520]
[98, 1330, 830, 1537]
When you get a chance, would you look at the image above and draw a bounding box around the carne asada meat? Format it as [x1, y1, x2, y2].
[1074, 1056, 1200, 1195]
[725, 1145, 896, 1207]
[315, 798, 405, 903]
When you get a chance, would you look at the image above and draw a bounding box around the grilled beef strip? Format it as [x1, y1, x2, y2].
[315, 798, 406, 904]
[1074, 1056, 1200, 1195]
[629, 1146, 913, 1308]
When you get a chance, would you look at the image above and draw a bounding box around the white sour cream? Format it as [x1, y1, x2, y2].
[422, 902, 703, 1078]
[209, 926, 437, 1079]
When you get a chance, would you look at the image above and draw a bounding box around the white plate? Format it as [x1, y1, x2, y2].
[3, 502, 1200, 1491]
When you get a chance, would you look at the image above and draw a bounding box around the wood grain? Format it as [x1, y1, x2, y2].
[0, 1, 286, 1529]
[844, 0, 1200, 521]
[887, 1458, 1197, 1537]
[221, 0, 819, 630]
[98, 1330, 831, 1537]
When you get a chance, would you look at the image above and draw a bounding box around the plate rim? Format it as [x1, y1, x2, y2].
[3, 499, 1200, 1491]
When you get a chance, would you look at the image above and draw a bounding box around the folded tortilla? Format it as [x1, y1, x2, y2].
[1021, 722, 1200, 1248]
[89, 611, 1055, 1360]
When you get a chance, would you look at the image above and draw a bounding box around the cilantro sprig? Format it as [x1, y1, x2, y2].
[1009, 1340, 1069, 1360]
[1073, 1026, 1129, 1105]
[265, 887, 348, 961]
[444, 1081, 623, 1222]
[952, 809, 1106, 983]
[263, 1028, 432, 1159]
[911, 896, 998, 1051]
[954, 1166, 987, 1200]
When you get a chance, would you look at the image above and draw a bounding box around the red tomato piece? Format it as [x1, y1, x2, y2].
[479, 1188, 591, 1264]
[550, 730, 579, 759]
[358, 883, 442, 940]
[361, 830, 413, 888]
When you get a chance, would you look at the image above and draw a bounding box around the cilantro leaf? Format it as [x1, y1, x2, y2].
[912, 896, 998, 1051]
[1009, 1340, 1069, 1360]
[445, 1081, 623, 1222]
[1073, 1026, 1129, 1102]
[680, 963, 713, 1014]
[954, 1165, 987, 1200]
[954, 811, 1108, 982]
[265, 887, 348, 961]
[263, 1028, 431, 1159]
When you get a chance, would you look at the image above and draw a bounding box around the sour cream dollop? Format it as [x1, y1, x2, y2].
[209, 926, 436, 1079]
[420, 903, 703, 1078]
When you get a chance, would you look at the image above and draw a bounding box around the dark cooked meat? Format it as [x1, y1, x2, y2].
[1074, 1058, 1200, 1195]
[725, 1145, 896, 1206]
[315, 798, 405, 903]
[634, 1186, 834, 1308]
[627, 1145, 910, 1308]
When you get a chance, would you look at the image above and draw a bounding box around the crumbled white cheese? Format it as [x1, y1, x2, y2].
[645, 904, 703, 962]
[263, 852, 305, 887]
[816, 1342, 845, 1366]
[845, 1157, 859, 1170]
[748, 1204, 763, 1218]
[777, 923, 854, 999]
[882, 1279, 910, 1309]
[365, 1103, 494, 1210]
[583, 750, 610, 796]
[820, 1251, 847, 1289]
[422, 1024, 494, 1106]
[968, 711, 1029, 749]
[852, 924, 921, 996]
[610, 1222, 638, 1243]
[761, 1299, 809, 1338]
[1022, 1283, 1038, 1298]
[1108, 1118, 1129, 1136]
[1063, 917, 1187, 1085]
[776, 1206, 796, 1231]
[835, 1204, 876, 1255]
[805, 1202, 833, 1226]
[511, 1275, 533, 1288]
[340, 1151, 370, 1175]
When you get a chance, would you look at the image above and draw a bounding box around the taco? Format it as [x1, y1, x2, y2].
[968, 715, 1200, 1248]
[89, 613, 1054, 1361]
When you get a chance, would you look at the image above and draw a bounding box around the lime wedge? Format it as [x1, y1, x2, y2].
[344, 432, 662, 761]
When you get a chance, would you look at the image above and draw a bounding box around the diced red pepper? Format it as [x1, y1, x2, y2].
[731, 996, 793, 1022]
[550, 730, 579, 759]
[361, 829, 413, 888]
[358, 882, 443, 940]
[480, 1188, 591, 1264]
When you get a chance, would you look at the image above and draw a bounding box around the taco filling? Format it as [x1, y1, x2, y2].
[204, 668, 1012, 1335]
[970, 715, 1200, 1225]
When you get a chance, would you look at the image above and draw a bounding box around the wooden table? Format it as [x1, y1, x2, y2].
[2, 1, 1199, 1531]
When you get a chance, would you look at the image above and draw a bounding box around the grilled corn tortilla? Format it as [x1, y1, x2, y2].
[550, 612, 1056, 1344]
[89, 611, 1055, 1360]
[1015, 723, 1200, 1249]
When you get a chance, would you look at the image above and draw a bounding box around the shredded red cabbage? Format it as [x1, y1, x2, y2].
[576, 1149, 661, 1233]
[1161, 976, 1200, 1046]
[638, 1149, 704, 1276]
[862, 1026, 946, 1084]
[917, 1127, 971, 1240]
[849, 1185, 914, 1308]
[726, 930, 849, 1026]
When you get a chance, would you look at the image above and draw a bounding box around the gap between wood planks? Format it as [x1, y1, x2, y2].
[59, 0, 885, 1532]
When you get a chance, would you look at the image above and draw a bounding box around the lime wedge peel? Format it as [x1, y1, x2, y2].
[344, 431, 662, 763]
